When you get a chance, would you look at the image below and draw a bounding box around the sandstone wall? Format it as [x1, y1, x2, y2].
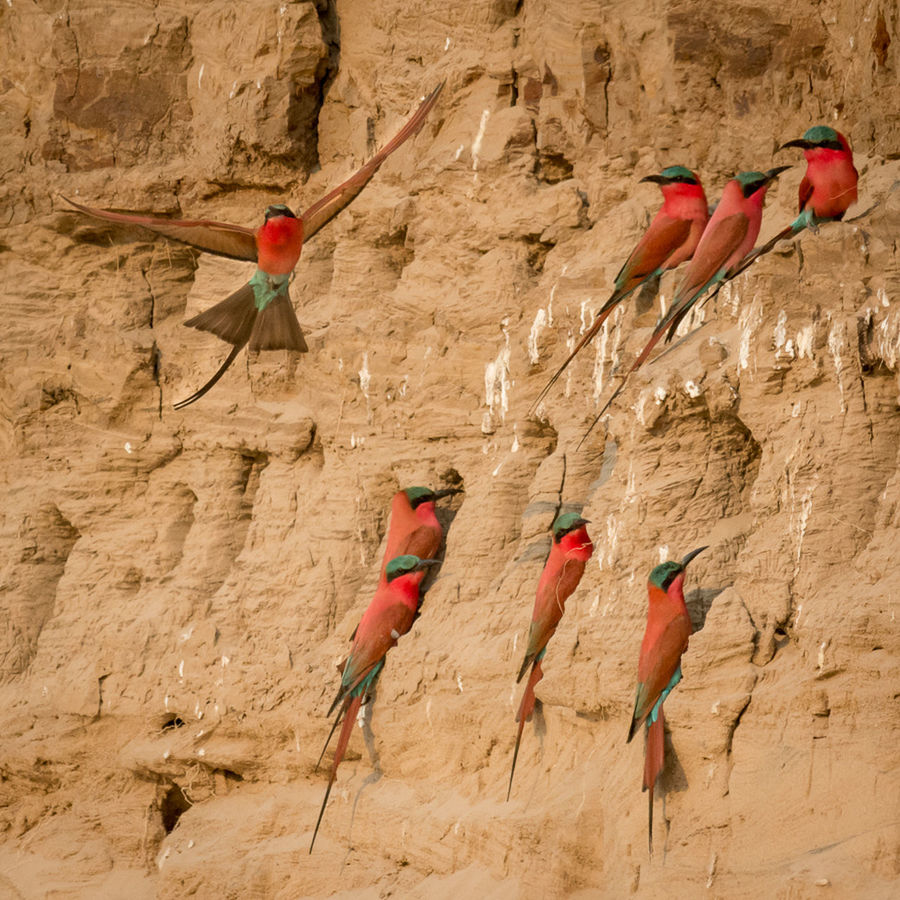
[1, 0, 898, 897]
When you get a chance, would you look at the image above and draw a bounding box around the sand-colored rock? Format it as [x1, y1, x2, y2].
[1, 0, 899, 897]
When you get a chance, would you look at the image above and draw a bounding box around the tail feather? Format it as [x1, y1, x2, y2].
[249, 290, 308, 352]
[724, 223, 798, 283]
[643, 708, 665, 856]
[310, 694, 363, 853]
[184, 283, 258, 347]
[173, 342, 245, 410]
[315, 700, 347, 772]
[507, 658, 544, 800]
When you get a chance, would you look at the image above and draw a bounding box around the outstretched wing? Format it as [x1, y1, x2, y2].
[61, 196, 258, 262]
[300, 83, 443, 241]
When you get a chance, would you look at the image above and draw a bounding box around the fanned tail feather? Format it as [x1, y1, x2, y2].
[643, 708, 665, 856]
[184, 283, 258, 346]
[173, 343, 245, 410]
[310, 694, 363, 853]
[507, 658, 544, 800]
[248, 290, 308, 352]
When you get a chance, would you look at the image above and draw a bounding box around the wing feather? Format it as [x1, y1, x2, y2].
[61, 196, 258, 261]
[300, 83, 443, 241]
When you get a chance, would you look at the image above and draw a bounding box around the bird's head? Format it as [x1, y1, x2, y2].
[403, 485, 464, 508]
[648, 546, 707, 591]
[735, 168, 790, 198]
[640, 166, 700, 187]
[552, 513, 593, 559]
[384, 554, 440, 582]
[780, 125, 849, 154]
[264, 204, 297, 221]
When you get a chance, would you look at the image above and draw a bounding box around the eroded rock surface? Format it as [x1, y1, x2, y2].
[1, 0, 898, 897]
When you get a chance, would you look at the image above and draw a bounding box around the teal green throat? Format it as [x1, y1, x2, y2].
[249, 269, 291, 311]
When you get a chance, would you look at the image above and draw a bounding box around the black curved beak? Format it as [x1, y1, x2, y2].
[680, 546, 708, 568]
[414, 558, 442, 571]
[432, 487, 464, 500]
[764, 165, 792, 182]
[639, 174, 668, 185]
[779, 138, 814, 151]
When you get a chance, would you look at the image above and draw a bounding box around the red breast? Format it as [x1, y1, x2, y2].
[255, 215, 304, 275]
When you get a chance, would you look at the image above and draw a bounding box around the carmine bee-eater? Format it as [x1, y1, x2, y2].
[62, 84, 443, 409]
[323, 485, 462, 761]
[507, 513, 593, 800]
[627, 546, 706, 854]
[531, 167, 708, 412]
[581, 168, 787, 443]
[727, 126, 859, 279]
[310, 554, 439, 854]
[379, 485, 463, 585]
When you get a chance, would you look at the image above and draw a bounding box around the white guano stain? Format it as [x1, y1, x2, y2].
[827, 319, 846, 413]
[472, 109, 491, 172]
[482, 320, 511, 433]
[796, 324, 815, 360]
[579, 297, 593, 335]
[528, 308, 547, 364]
[197, 64, 204, 90]
[738, 295, 763, 372]
[592, 318, 610, 400]
[358, 352, 371, 402]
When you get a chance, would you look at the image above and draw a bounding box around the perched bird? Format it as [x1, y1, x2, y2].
[379, 485, 463, 585]
[507, 513, 593, 800]
[627, 546, 706, 854]
[531, 167, 708, 412]
[727, 126, 859, 279]
[326, 484, 462, 705]
[62, 84, 443, 409]
[582, 168, 787, 443]
[310, 554, 439, 853]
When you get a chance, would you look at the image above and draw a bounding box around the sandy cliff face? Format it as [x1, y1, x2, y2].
[1, 0, 898, 897]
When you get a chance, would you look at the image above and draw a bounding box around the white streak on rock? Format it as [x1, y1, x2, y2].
[358, 352, 371, 402]
[796, 324, 815, 360]
[738, 295, 763, 372]
[827, 319, 846, 412]
[528, 308, 547, 364]
[472, 109, 490, 171]
[483, 321, 511, 433]
[592, 319, 610, 400]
